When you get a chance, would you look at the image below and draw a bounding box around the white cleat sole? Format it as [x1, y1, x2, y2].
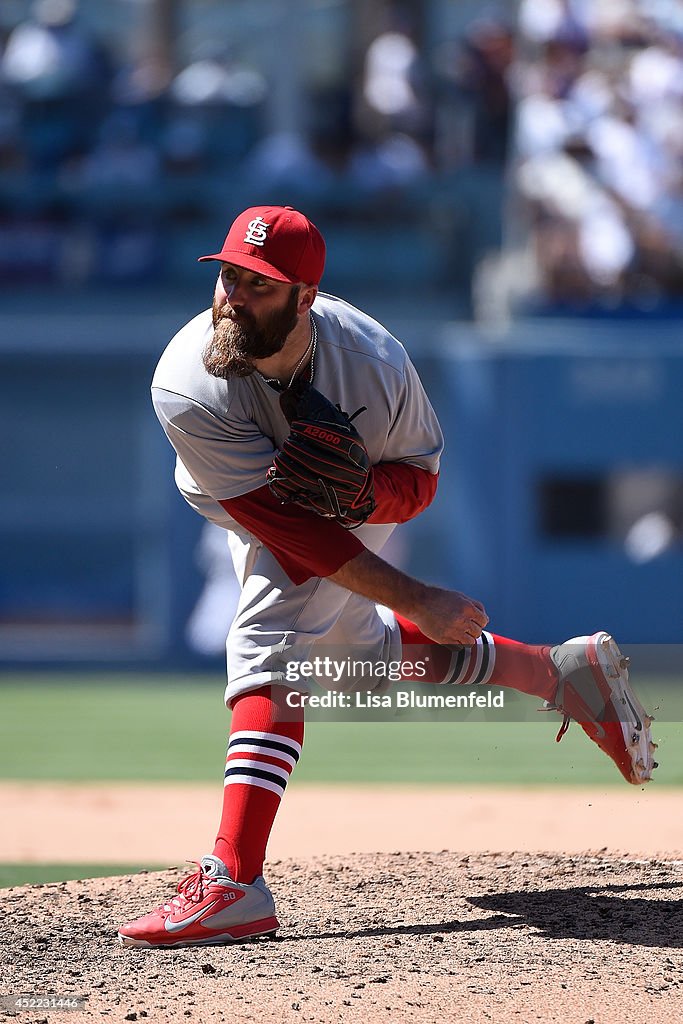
[117, 925, 279, 949]
[591, 633, 657, 785]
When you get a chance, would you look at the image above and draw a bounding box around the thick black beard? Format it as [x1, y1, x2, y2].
[203, 287, 300, 380]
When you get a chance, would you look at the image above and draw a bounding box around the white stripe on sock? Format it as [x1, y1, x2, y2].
[227, 741, 298, 770]
[223, 774, 284, 796]
[448, 647, 470, 685]
[466, 636, 484, 685]
[477, 631, 496, 685]
[228, 729, 302, 758]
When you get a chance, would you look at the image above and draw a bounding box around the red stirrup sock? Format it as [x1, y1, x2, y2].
[213, 685, 304, 884]
[395, 615, 557, 701]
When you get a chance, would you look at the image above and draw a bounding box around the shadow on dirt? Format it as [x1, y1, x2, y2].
[468, 880, 683, 949]
[279, 881, 683, 948]
[288, 915, 523, 943]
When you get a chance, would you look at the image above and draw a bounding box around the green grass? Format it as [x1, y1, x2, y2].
[0, 675, 681, 786]
[0, 864, 163, 889]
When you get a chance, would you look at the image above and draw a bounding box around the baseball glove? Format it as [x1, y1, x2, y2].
[266, 379, 376, 529]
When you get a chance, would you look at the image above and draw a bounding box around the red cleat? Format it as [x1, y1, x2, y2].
[117, 855, 279, 948]
[547, 632, 658, 785]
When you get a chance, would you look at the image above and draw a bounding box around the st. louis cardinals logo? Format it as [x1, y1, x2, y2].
[244, 217, 269, 246]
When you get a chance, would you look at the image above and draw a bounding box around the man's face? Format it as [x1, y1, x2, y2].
[203, 264, 300, 380]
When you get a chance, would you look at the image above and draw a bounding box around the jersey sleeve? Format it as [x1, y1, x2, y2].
[369, 463, 438, 524]
[151, 387, 274, 500]
[380, 356, 444, 473]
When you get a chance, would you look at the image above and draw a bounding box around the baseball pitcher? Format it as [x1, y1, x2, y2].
[118, 206, 656, 948]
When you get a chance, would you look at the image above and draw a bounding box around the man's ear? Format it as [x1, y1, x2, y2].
[297, 285, 318, 316]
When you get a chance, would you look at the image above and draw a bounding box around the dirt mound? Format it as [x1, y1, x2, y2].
[3, 852, 683, 1024]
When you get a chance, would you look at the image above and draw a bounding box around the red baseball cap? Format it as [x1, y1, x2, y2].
[198, 205, 326, 287]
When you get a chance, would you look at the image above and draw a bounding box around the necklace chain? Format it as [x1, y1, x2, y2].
[260, 315, 317, 391]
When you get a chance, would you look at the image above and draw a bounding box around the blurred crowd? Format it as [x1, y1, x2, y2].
[1, 0, 682, 314]
[0, 1, 515, 182]
[0, 0, 268, 284]
[0, 0, 514, 290]
[510, 0, 683, 313]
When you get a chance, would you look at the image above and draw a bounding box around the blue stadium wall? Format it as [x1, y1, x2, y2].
[415, 320, 683, 647]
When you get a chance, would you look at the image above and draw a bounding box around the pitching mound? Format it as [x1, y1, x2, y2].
[4, 851, 683, 1024]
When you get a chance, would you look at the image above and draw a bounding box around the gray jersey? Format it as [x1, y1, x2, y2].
[151, 292, 444, 528]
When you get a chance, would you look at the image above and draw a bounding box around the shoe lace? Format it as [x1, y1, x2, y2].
[542, 678, 607, 743]
[161, 861, 206, 913]
[539, 700, 573, 743]
[555, 714, 571, 743]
